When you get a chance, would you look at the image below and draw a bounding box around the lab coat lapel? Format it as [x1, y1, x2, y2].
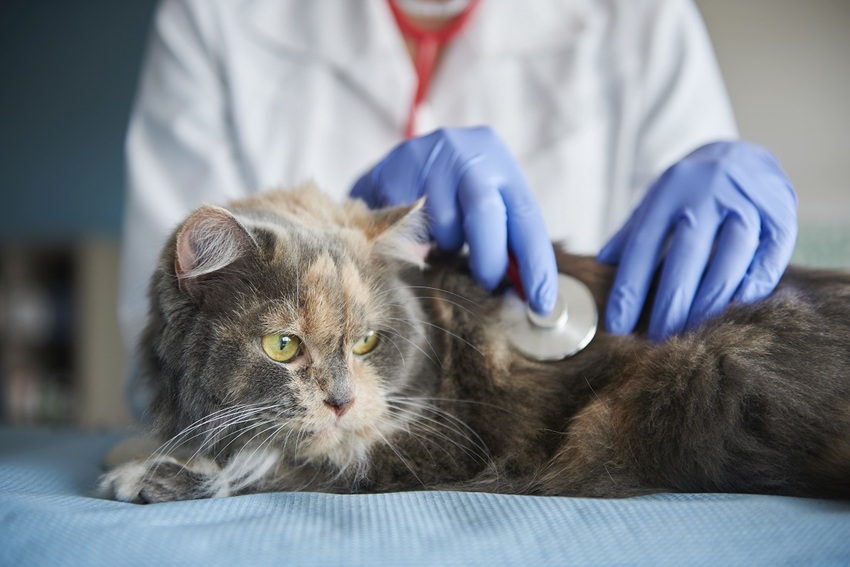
[436, 1, 600, 145]
[463, 0, 594, 56]
[242, 0, 414, 129]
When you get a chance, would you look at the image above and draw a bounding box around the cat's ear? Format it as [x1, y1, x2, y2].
[174, 205, 256, 294]
[368, 197, 430, 267]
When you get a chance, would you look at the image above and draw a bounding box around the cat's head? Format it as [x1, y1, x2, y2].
[144, 184, 434, 469]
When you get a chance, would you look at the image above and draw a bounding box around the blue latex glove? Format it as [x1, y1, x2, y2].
[599, 140, 798, 341]
[351, 126, 558, 315]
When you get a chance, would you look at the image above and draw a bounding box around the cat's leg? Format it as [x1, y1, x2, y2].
[100, 443, 286, 503]
[99, 454, 222, 503]
[536, 395, 663, 498]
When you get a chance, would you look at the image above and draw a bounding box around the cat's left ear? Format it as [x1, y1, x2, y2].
[367, 198, 429, 267]
[174, 205, 257, 295]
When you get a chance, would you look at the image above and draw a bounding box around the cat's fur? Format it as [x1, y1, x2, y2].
[101, 184, 850, 503]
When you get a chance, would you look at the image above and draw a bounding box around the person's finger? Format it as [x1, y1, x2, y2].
[501, 183, 558, 315]
[727, 153, 798, 305]
[604, 197, 671, 335]
[648, 208, 721, 341]
[735, 213, 797, 304]
[686, 207, 760, 330]
[350, 137, 437, 208]
[419, 142, 467, 252]
[457, 175, 508, 292]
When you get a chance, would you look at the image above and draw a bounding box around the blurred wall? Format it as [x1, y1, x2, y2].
[0, 1, 156, 427]
[0, 0, 156, 240]
[695, 0, 850, 222]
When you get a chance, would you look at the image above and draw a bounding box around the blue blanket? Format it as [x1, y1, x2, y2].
[1, 426, 849, 566]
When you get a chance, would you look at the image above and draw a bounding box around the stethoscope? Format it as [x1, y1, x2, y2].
[388, 0, 598, 360]
[387, 0, 481, 138]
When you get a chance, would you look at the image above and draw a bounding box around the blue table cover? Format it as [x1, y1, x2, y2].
[2, 426, 849, 566]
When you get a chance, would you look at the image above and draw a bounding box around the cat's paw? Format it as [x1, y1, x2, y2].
[99, 455, 225, 504]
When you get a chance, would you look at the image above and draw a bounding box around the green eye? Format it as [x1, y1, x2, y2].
[261, 333, 302, 363]
[352, 331, 379, 356]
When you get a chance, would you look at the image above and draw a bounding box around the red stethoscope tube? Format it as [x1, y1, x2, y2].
[387, 0, 481, 138]
[506, 252, 526, 300]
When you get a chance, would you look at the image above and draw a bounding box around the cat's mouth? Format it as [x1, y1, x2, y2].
[309, 424, 340, 441]
[299, 415, 349, 441]
[295, 418, 383, 467]
[301, 414, 381, 446]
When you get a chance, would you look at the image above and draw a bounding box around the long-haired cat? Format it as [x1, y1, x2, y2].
[101, 184, 850, 503]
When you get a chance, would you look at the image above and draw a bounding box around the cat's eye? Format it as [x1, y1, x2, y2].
[352, 331, 379, 356]
[261, 333, 302, 363]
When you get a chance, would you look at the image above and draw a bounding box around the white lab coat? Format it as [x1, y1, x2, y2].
[120, 0, 736, 415]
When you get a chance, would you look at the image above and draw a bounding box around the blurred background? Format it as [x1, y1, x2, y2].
[1, 0, 848, 429]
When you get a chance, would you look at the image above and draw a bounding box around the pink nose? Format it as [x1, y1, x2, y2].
[325, 397, 354, 418]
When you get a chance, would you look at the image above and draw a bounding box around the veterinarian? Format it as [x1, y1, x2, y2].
[120, 0, 797, 416]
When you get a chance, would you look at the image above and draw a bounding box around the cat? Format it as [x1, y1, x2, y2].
[101, 183, 850, 503]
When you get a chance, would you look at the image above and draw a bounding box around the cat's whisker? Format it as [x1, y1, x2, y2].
[295, 454, 328, 493]
[402, 396, 525, 420]
[207, 411, 296, 464]
[323, 446, 369, 485]
[377, 332, 406, 367]
[386, 401, 473, 445]
[262, 419, 292, 455]
[238, 421, 288, 484]
[151, 403, 278, 462]
[381, 408, 474, 467]
[166, 416, 278, 480]
[227, 420, 279, 463]
[164, 407, 274, 465]
[384, 294, 482, 325]
[152, 405, 252, 457]
[221, 421, 285, 490]
[372, 429, 427, 490]
[393, 399, 499, 480]
[381, 328, 442, 370]
[267, 427, 304, 477]
[368, 412, 459, 474]
[381, 313, 428, 338]
[189, 406, 280, 456]
[382, 416, 439, 463]
[385, 401, 492, 466]
[386, 315, 485, 358]
[291, 427, 314, 460]
[378, 284, 482, 311]
[382, 316, 440, 363]
[385, 400, 479, 447]
[384, 293, 477, 313]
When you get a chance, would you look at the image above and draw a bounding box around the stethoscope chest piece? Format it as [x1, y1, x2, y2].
[499, 273, 598, 361]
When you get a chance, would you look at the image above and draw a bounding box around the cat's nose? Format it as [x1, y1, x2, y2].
[324, 396, 354, 418]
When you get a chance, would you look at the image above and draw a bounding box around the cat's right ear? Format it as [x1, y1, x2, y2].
[174, 205, 256, 295]
[368, 197, 430, 268]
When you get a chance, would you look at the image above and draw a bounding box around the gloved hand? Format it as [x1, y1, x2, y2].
[351, 126, 558, 315]
[598, 140, 798, 341]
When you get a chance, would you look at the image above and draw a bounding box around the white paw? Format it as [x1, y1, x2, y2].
[98, 455, 223, 503]
[99, 457, 166, 503]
